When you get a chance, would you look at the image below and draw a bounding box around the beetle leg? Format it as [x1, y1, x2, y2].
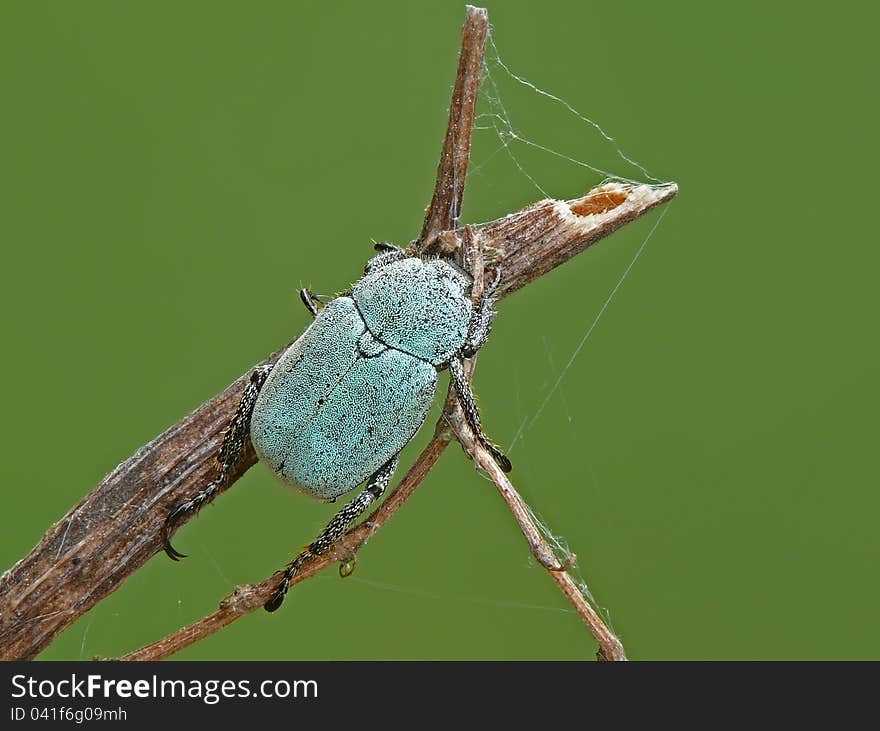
[264, 454, 399, 612]
[448, 355, 512, 472]
[162, 363, 274, 561]
[461, 266, 502, 358]
[299, 288, 325, 318]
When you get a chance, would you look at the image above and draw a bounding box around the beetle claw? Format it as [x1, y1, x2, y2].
[264, 591, 285, 613]
[264, 554, 309, 612]
[486, 443, 512, 473]
[264, 574, 291, 612]
[164, 543, 188, 562]
[162, 504, 191, 561]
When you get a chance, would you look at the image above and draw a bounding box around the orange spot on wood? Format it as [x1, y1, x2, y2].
[569, 189, 628, 217]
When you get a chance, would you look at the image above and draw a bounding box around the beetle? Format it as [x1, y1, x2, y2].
[162, 243, 510, 612]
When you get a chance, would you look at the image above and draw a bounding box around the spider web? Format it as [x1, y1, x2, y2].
[468, 35, 669, 207]
[457, 31, 674, 636]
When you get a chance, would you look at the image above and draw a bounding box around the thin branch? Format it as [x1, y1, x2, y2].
[441, 228, 626, 661]
[417, 5, 488, 250]
[121, 437, 451, 661]
[0, 2, 677, 661]
[451, 417, 627, 662]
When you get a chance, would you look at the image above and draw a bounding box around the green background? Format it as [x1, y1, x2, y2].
[2, 1, 877, 660]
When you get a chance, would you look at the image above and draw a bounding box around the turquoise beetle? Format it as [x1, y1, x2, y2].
[163, 245, 510, 611]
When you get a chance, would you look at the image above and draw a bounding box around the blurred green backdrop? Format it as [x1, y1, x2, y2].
[2, 1, 877, 660]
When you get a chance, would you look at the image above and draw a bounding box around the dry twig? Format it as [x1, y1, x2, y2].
[0, 6, 675, 662]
